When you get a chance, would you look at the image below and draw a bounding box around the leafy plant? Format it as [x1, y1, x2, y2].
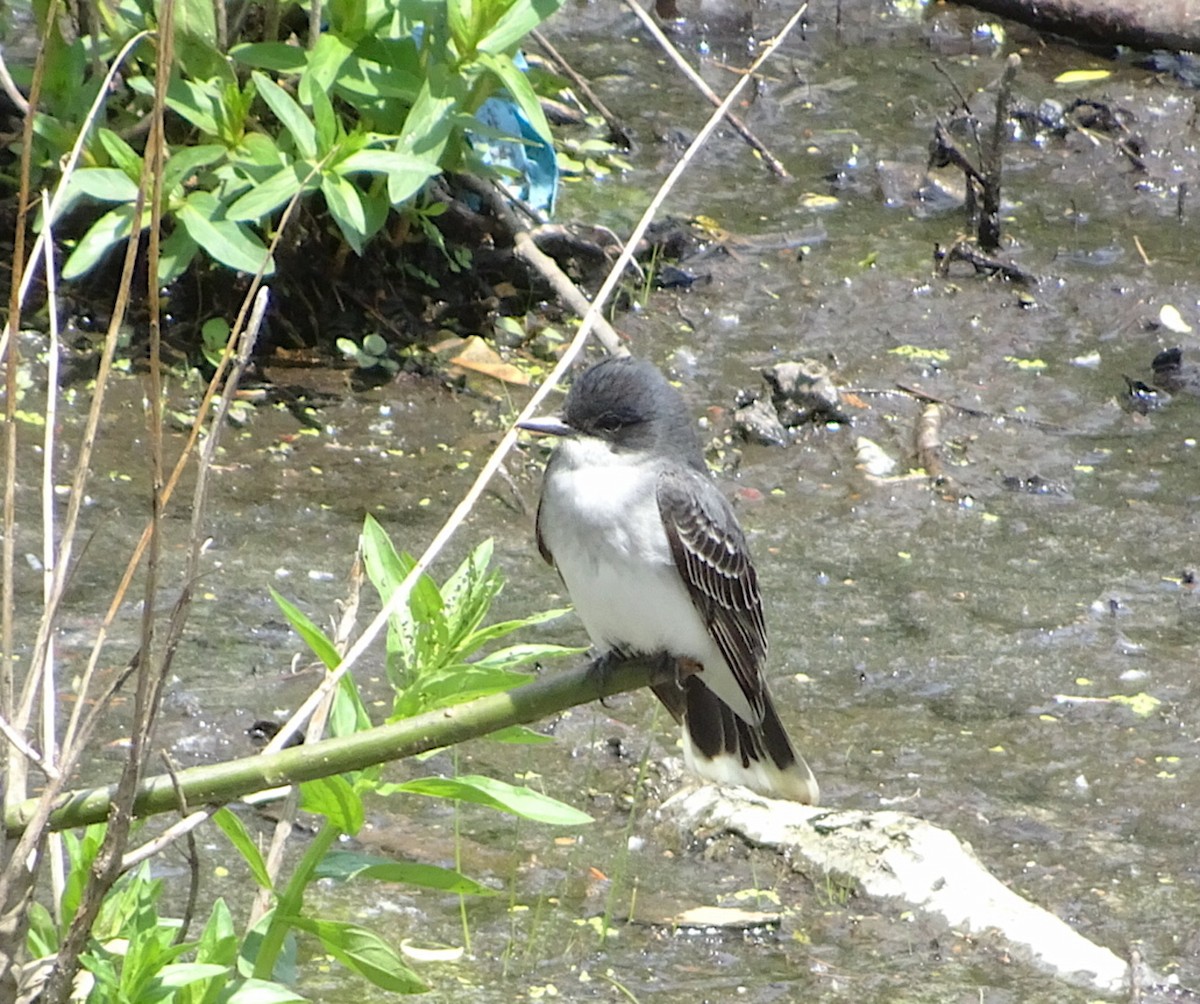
[355, 517, 581, 723]
[25, 826, 302, 1003]
[200, 317, 232, 368]
[18, 0, 567, 284]
[225, 526, 589, 991]
[336, 332, 399, 373]
[20, 525, 588, 999]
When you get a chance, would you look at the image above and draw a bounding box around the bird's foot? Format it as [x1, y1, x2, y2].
[589, 650, 628, 707]
[589, 650, 675, 706]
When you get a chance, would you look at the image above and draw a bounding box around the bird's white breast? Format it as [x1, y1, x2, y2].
[539, 437, 754, 722]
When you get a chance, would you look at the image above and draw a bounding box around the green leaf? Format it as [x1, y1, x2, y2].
[389, 664, 531, 718]
[329, 670, 372, 738]
[96, 128, 142, 177]
[336, 148, 438, 177]
[299, 775, 364, 834]
[476, 50, 553, 148]
[270, 589, 341, 669]
[309, 85, 338, 153]
[470, 642, 581, 672]
[62, 204, 150, 280]
[201, 318, 232, 367]
[166, 0, 217, 46]
[360, 184, 390, 242]
[331, 41, 423, 114]
[477, 0, 565, 55]
[170, 19, 232, 82]
[221, 980, 308, 1004]
[178, 192, 274, 275]
[230, 43, 308, 74]
[129, 75, 221, 135]
[225, 164, 310, 221]
[458, 606, 573, 652]
[33, 12, 85, 117]
[300, 33, 353, 107]
[335, 148, 439, 206]
[235, 132, 286, 169]
[155, 963, 230, 988]
[321, 174, 367, 253]
[398, 64, 459, 170]
[316, 850, 494, 895]
[66, 168, 140, 203]
[162, 144, 227, 194]
[239, 910, 288, 983]
[157, 227, 199, 286]
[212, 808, 274, 890]
[252, 72, 318, 159]
[196, 898, 239, 967]
[360, 515, 443, 624]
[447, 0, 472, 55]
[25, 901, 56, 958]
[384, 775, 592, 826]
[284, 917, 428, 993]
[329, 0, 368, 38]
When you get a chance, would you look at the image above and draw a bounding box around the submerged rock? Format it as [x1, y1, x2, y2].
[762, 359, 846, 425]
[732, 396, 790, 447]
[1151, 346, 1200, 397]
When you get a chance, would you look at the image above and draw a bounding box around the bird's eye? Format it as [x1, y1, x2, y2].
[595, 414, 623, 433]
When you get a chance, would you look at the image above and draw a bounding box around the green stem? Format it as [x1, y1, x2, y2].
[252, 823, 340, 980]
[6, 656, 669, 836]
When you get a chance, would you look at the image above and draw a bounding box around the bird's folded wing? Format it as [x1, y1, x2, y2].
[656, 467, 767, 722]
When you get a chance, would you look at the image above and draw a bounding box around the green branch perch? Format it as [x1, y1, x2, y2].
[6, 656, 669, 836]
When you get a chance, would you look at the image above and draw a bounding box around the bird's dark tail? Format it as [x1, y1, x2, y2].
[651, 676, 819, 804]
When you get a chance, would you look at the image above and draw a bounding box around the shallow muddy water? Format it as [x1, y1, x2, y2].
[8, 0, 1200, 1000]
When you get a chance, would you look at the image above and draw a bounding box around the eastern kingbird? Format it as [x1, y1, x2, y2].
[520, 356, 819, 803]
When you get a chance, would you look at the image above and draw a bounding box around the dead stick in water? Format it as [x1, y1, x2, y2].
[979, 53, 1020, 251]
[531, 29, 633, 149]
[621, 0, 790, 178]
[914, 402, 945, 483]
[459, 174, 626, 357]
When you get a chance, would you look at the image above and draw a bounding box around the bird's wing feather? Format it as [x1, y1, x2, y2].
[533, 488, 555, 567]
[657, 467, 767, 722]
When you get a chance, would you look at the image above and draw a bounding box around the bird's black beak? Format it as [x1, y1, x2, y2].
[517, 415, 573, 438]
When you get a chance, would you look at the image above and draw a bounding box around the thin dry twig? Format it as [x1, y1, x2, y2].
[934, 238, 1037, 284]
[122, 809, 218, 871]
[0, 49, 28, 115]
[38, 8, 177, 993]
[893, 382, 1066, 433]
[263, 0, 811, 754]
[157, 754, 200, 946]
[621, 0, 790, 178]
[36, 9, 176, 993]
[1, 66, 157, 943]
[530, 29, 632, 148]
[38, 191, 67, 922]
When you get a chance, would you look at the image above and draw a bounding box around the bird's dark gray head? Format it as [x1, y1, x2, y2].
[561, 356, 705, 468]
